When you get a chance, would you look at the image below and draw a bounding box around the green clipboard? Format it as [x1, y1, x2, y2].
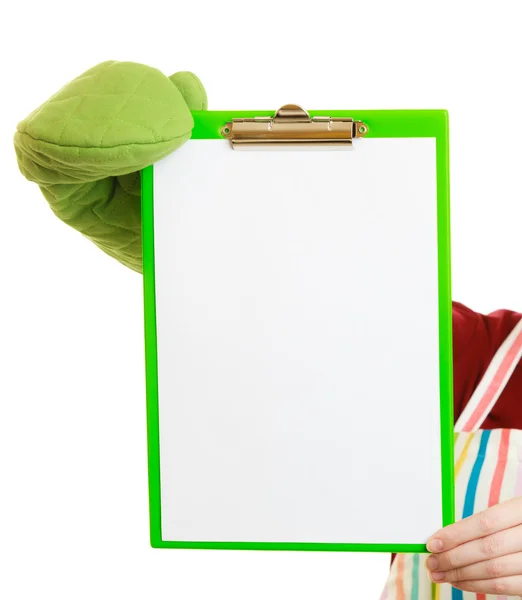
[142, 108, 454, 553]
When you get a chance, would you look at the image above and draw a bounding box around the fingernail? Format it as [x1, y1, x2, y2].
[427, 538, 443, 552]
[426, 556, 438, 570]
[430, 571, 445, 582]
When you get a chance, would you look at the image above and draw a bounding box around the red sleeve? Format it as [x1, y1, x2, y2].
[452, 301, 522, 428]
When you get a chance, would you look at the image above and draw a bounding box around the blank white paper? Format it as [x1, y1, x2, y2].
[153, 138, 441, 544]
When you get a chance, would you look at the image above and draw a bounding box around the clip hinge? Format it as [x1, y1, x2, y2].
[221, 104, 369, 149]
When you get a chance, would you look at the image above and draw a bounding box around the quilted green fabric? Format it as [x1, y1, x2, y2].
[14, 61, 207, 273]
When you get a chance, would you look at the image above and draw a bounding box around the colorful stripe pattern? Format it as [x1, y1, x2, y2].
[488, 429, 510, 507]
[411, 554, 420, 600]
[382, 317, 522, 599]
[462, 430, 491, 520]
[384, 429, 522, 599]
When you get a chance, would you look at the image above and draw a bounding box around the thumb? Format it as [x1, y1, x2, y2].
[169, 72, 208, 111]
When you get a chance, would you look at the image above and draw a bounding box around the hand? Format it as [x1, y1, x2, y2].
[425, 496, 522, 596]
[15, 61, 207, 273]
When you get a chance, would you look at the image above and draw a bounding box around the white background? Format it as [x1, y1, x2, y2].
[0, 1, 521, 599]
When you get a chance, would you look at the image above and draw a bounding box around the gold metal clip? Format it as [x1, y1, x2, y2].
[221, 104, 369, 149]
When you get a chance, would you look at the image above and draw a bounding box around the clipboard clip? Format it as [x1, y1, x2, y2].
[221, 104, 369, 149]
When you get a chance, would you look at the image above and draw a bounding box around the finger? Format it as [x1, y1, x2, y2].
[169, 72, 208, 111]
[426, 523, 522, 571]
[429, 551, 522, 583]
[427, 497, 522, 553]
[451, 575, 522, 596]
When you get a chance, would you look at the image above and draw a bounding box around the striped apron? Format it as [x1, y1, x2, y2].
[382, 317, 522, 599]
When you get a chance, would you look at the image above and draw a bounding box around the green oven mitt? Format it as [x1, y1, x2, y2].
[14, 61, 207, 273]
